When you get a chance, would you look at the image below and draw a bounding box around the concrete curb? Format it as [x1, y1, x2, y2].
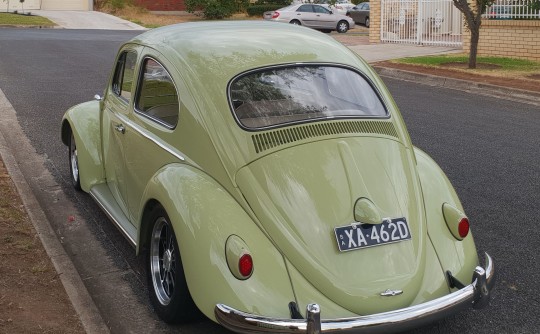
[374, 66, 540, 107]
[0, 89, 110, 334]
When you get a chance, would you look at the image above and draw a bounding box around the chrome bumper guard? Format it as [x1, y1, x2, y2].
[215, 253, 495, 334]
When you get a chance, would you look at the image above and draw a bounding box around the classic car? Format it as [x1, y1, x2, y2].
[263, 4, 355, 33]
[61, 21, 495, 333]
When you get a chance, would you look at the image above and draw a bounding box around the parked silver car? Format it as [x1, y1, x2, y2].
[264, 4, 355, 33]
[348, 2, 371, 28]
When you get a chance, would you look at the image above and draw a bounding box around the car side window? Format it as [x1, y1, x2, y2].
[135, 58, 179, 128]
[365, 3, 370, 10]
[297, 5, 313, 12]
[112, 51, 137, 102]
[314, 5, 331, 14]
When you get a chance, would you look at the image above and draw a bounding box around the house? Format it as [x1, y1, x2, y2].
[0, 0, 93, 11]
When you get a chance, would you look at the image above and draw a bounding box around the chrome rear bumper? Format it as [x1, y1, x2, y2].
[215, 253, 495, 334]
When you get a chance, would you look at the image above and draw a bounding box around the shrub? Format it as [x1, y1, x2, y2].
[185, 0, 249, 19]
[255, 0, 289, 5]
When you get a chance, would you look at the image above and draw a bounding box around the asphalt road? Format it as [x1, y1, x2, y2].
[0, 29, 538, 334]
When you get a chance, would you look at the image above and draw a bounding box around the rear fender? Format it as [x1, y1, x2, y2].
[61, 100, 104, 192]
[414, 147, 479, 285]
[139, 164, 295, 321]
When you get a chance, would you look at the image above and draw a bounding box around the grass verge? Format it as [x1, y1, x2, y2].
[0, 158, 84, 333]
[0, 12, 55, 27]
[394, 54, 540, 75]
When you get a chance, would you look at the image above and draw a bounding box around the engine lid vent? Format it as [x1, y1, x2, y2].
[251, 120, 398, 154]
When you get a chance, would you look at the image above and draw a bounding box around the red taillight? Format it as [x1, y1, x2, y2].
[272, 11, 280, 19]
[239, 254, 253, 277]
[458, 218, 470, 238]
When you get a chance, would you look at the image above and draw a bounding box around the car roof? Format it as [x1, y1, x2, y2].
[129, 21, 364, 81]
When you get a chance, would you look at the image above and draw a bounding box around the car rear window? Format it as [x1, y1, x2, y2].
[229, 65, 388, 129]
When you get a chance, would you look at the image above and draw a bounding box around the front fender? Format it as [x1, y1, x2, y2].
[140, 164, 296, 321]
[414, 147, 479, 285]
[61, 100, 104, 192]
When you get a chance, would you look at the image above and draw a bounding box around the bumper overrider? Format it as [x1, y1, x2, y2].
[215, 253, 495, 334]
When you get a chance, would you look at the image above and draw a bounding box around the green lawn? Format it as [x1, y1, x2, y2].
[0, 12, 55, 26]
[396, 55, 540, 72]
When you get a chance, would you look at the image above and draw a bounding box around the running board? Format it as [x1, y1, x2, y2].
[90, 184, 137, 248]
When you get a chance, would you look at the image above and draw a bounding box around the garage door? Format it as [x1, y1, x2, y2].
[41, 0, 90, 10]
[0, 0, 41, 10]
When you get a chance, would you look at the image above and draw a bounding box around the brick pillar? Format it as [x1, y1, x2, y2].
[369, 0, 382, 44]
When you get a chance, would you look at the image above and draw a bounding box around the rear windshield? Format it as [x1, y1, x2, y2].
[229, 65, 387, 129]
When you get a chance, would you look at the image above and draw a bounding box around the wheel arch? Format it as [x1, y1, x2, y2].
[61, 101, 105, 192]
[137, 163, 296, 321]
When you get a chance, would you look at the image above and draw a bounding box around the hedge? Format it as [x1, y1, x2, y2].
[247, 5, 283, 17]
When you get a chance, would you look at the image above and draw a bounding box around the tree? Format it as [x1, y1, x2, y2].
[3, 0, 9, 13]
[451, 0, 493, 69]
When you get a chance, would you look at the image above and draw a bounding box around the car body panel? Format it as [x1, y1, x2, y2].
[61, 100, 105, 192]
[139, 163, 296, 319]
[61, 21, 492, 331]
[349, 2, 370, 26]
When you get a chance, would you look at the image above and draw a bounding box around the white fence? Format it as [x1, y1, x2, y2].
[381, 0, 463, 46]
[483, 0, 540, 19]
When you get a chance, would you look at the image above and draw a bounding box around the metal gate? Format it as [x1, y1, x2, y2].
[381, 0, 463, 46]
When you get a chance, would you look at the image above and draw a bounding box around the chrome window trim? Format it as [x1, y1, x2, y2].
[227, 63, 391, 132]
[111, 50, 138, 104]
[133, 56, 180, 130]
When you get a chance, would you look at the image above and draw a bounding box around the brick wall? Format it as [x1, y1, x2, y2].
[463, 20, 540, 62]
[369, 0, 382, 44]
[134, 0, 186, 11]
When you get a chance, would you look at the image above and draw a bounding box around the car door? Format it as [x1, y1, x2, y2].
[123, 51, 181, 224]
[312, 4, 336, 29]
[295, 4, 316, 27]
[102, 49, 138, 218]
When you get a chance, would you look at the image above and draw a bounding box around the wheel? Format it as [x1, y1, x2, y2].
[290, 19, 301, 26]
[68, 132, 81, 190]
[336, 20, 349, 33]
[146, 205, 200, 323]
[365, 17, 370, 28]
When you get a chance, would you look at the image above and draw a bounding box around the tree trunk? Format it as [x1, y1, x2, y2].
[469, 28, 480, 69]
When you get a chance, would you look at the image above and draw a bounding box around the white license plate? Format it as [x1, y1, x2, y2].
[334, 218, 411, 252]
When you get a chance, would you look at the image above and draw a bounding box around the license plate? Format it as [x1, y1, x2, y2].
[334, 218, 411, 252]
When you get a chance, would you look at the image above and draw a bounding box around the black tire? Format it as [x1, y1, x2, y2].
[365, 17, 370, 28]
[290, 19, 301, 25]
[146, 205, 200, 324]
[68, 132, 81, 191]
[337, 20, 349, 33]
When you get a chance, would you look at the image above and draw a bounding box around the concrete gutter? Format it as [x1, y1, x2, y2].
[375, 66, 540, 107]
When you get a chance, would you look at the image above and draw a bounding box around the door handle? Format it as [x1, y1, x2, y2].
[114, 124, 125, 134]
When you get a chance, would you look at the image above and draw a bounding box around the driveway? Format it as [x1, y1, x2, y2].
[33, 10, 146, 30]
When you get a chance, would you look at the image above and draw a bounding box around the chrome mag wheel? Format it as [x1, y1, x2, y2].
[150, 217, 177, 306]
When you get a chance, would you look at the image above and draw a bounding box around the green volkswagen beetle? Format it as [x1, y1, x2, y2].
[61, 21, 495, 333]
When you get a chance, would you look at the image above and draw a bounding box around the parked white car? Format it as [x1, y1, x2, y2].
[264, 4, 355, 33]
